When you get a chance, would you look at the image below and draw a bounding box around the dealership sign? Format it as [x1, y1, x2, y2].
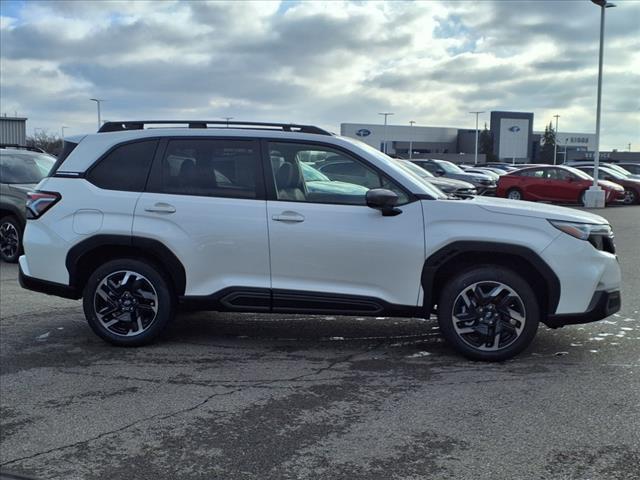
[356, 129, 371, 137]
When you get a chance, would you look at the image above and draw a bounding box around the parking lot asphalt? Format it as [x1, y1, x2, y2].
[1, 206, 639, 480]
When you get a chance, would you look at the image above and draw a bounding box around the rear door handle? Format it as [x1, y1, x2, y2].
[144, 202, 176, 214]
[272, 211, 305, 223]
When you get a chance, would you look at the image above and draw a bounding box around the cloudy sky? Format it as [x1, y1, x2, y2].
[1, 0, 638, 150]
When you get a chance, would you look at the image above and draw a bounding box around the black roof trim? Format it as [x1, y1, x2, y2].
[98, 121, 332, 136]
[0, 144, 46, 153]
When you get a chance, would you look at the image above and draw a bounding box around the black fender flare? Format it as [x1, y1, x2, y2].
[421, 241, 560, 314]
[65, 234, 187, 295]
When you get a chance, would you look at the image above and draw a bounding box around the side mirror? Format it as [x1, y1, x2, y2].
[435, 169, 445, 176]
[366, 189, 402, 216]
[567, 176, 574, 182]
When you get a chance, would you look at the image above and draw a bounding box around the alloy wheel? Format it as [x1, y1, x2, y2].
[94, 270, 159, 337]
[0, 222, 19, 260]
[507, 190, 521, 200]
[623, 189, 636, 205]
[451, 281, 526, 352]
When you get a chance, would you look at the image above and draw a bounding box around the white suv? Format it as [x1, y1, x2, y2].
[19, 121, 622, 361]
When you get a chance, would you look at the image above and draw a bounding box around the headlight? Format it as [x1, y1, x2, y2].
[478, 178, 491, 185]
[549, 220, 612, 240]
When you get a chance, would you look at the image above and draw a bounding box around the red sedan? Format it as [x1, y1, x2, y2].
[497, 165, 625, 205]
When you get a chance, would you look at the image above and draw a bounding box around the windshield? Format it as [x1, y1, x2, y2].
[605, 164, 632, 176]
[436, 160, 465, 174]
[300, 162, 330, 182]
[343, 138, 447, 199]
[397, 160, 435, 178]
[0, 151, 56, 184]
[564, 166, 594, 180]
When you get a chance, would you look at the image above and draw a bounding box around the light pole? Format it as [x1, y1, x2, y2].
[409, 120, 416, 159]
[585, 0, 616, 208]
[222, 116, 233, 127]
[629, 143, 632, 152]
[553, 114, 560, 165]
[470, 111, 484, 165]
[89, 98, 104, 130]
[378, 112, 394, 154]
[61, 126, 68, 145]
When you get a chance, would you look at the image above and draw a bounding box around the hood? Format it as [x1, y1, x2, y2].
[598, 179, 624, 191]
[426, 177, 475, 189]
[470, 195, 609, 224]
[458, 172, 494, 183]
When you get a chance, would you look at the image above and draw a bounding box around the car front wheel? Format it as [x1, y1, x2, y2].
[438, 266, 540, 361]
[83, 259, 175, 346]
[623, 188, 638, 205]
[0, 216, 22, 263]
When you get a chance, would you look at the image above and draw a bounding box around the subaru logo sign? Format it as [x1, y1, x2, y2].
[356, 128, 371, 137]
[508, 126, 521, 132]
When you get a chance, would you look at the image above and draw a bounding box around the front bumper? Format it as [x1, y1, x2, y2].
[545, 290, 621, 328]
[477, 185, 497, 196]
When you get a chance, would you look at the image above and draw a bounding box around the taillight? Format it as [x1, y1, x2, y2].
[26, 191, 61, 219]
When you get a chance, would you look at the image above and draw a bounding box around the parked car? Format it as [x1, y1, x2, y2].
[611, 162, 640, 175]
[19, 120, 621, 361]
[566, 161, 640, 180]
[497, 165, 625, 205]
[0, 146, 56, 262]
[396, 160, 477, 196]
[574, 165, 640, 205]
[410, 159, 497, 195]
[484, 162, 520, 172]
[463, 167, 501, 181]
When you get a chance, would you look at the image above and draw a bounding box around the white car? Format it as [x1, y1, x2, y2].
[19, 121, 622, 361]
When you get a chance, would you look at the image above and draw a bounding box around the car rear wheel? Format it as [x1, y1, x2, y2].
[623, 188, 638, 205]
[437, 266, 540, 361]
[83, 258, 175, 346]
[0, 216, 22, 263]
[506, 188, 523, 200]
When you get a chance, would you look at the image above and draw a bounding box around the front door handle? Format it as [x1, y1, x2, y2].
[272, 211, 305, 223]
[144, 202, 176, 214]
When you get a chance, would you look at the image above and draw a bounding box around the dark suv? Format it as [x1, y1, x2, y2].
[0, 146, 56, 262]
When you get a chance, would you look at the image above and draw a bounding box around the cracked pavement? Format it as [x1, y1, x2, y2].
[1, 206, 639, 480]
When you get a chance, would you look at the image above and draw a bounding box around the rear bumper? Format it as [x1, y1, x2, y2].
[544, 290, 621, 328]
[19, 263, 80, 299]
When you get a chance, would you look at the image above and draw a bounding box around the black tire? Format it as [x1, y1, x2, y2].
[437, 265, 540, 361]
[580, 190, 587, 206]
[506, 188, 523, 201]
[0, 216, 22, 263]
[623, 188, 638, 205]
[83, 258, 175, 346]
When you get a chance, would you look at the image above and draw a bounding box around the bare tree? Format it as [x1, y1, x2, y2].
[26, 130, 63, 156]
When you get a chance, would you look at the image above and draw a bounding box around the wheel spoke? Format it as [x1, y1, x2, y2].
[451, 280, 527, 352]
[94, 269, 158, 337]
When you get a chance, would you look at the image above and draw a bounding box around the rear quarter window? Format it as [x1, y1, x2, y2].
[87, 140, 158, 191]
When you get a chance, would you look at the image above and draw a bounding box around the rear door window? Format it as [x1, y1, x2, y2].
[160, 138, 261, 199]
[88, 140, 158, 191]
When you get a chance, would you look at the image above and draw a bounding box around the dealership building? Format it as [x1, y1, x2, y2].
[340, 111, 597, 164]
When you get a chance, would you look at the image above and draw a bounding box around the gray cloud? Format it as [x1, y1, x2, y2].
[1, 0, 638, 149]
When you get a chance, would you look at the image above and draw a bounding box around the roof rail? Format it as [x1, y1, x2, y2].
[0, 144, 46, 153]
[98, 121, 332, 136]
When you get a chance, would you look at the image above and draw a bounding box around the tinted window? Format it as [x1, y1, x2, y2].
[161, 139, 259, 199]
[89, 140, 157, 191]
[268, 142, 409, 205]
[49, 140, 78, 175]
[0, 152, 55, 184]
